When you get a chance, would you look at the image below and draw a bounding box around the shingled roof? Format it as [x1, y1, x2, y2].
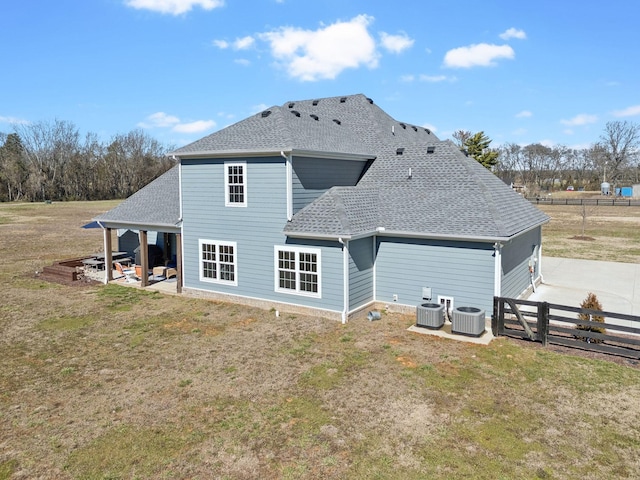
[284, 140, 548, 240]
[100, 94, 548, 240]
[171, 94, 435, 158]
[94, 165, 181, 230]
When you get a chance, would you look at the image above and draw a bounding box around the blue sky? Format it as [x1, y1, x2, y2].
[2, 0, 639, 150]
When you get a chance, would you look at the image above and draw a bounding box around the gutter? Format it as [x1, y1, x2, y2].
[285, 228, 513, 244]
[94, 220, 182, 232]
[285, 219, 549, 244]
[170, 148, 373, 162]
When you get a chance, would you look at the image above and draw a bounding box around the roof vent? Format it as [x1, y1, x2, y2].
[427, 146, 435, 154]
[340, 97, 347, 103]
[412, 125, 418, 132]
[333, 119, 341, 125]
[291, 110, 301, 117]
[396, 148, 405, 155]
[366, 97, 374, 104]
[399, 123, 406, 129]
[310, 114, 319, 121]
[312, 99, 319, 106]
[288, 102, 295, 108]
[425, 128, 431, 134]
[261, 110, 271, 118]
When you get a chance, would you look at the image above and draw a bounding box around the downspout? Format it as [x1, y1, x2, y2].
[493, 242, 502, 298]
[281, 151, 293, 221]
[339, 237, 349, 324]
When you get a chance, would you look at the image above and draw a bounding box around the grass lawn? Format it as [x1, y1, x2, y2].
[1, 200, 639, 479]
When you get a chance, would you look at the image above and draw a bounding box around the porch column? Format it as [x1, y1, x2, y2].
[104, 228, 113, 283]
[176, 233, 183, 294]
[139, 230, 149, 287]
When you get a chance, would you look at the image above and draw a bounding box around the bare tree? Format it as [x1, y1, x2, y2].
[452, 130, 472, 150]
[595, 121, 640, 188]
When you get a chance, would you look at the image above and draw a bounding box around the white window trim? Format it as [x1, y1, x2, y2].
[274, 245, 321, 298]
[224, 161, 247, 207]
[199, 239, 238, 286]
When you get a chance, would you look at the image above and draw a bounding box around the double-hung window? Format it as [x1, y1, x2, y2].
[199, 240, 237, 286]
[225, 161, 246, 207]
[274, 246, 321, 297]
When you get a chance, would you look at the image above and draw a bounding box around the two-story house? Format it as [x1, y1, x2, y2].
[94, 94, 548, 322]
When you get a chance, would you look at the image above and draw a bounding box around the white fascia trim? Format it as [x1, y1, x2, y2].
[95, 221, 182, 232]
[375, 229, 512, 244]
[285, 229, 509, 244]
[173, 149, 373, 162]
[292, 150, 373, 161]
[284, 231, 351, 241]
[169, 149, 287, 159]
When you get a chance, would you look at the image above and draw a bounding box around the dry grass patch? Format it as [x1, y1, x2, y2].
[2, 201, 640, 479]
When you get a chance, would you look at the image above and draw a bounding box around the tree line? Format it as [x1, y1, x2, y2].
[454, 120, 640, 195]
[2, 117, 639, 202]
[0, 119, 175, 202]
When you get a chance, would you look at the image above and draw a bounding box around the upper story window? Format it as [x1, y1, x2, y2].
[225, 161, 246, 207]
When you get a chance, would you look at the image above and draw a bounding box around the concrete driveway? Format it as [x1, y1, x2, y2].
[527, 257, 640, 316]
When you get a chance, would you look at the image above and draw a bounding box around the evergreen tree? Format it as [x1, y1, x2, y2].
[464, 131, 499, 170]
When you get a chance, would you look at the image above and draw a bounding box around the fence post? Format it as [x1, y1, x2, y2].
[537, 301, 549, 346]
[492, 296, 504, 337]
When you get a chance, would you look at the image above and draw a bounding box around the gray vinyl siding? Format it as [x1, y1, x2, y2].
[292, 156, 366, 213]
[348, 237, 374, 310]
[181, 157, 345, 312]
[117, 230, 140, 259]
[375, 237, 495, 313]
[501, 227, 542, 298]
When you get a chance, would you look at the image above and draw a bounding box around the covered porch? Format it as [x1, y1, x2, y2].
[100, 225, 183, 293]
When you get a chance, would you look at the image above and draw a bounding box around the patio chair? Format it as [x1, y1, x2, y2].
[115, 262, 137, 283]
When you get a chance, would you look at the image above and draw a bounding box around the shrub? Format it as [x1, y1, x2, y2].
[576, 292, 605, 343]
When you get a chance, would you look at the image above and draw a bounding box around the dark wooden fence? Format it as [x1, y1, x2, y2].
[493, 297, 640, 359]
[527, 197, 640, 206]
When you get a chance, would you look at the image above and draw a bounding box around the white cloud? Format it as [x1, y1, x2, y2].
[612, 105, 640, 117]
[212, 39, 229, 49]
[259, 14, 378, 81]
[213, 36, 254, 50]
[379, 31, 414, 54]
[422, 123, 437, 132]
[173, 119, 216, 133]
[515, 110, 532, 118]
[138, 112, 180, 128]
[124, 0, 224, 15]
[560, 114, 597, 126]
[444, 43, 515, 68]
[0, 115, 29, 125]
[251, 103, 269, 114]
[400, 74, 415, 82]
[234, 36, 255, 50]
[138, 112, 215, 133]
[499, 28, 526, 40]
[234, 58, 251, 66]
[418, 74, 451, 82]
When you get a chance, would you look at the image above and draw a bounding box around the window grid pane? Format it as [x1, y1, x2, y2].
[202, 243, 217, 279]
[227, 165, 245, 204]
[276, 249, 319, 295]
[201, 242, 236, 283]
[278, 250, 296, 290]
